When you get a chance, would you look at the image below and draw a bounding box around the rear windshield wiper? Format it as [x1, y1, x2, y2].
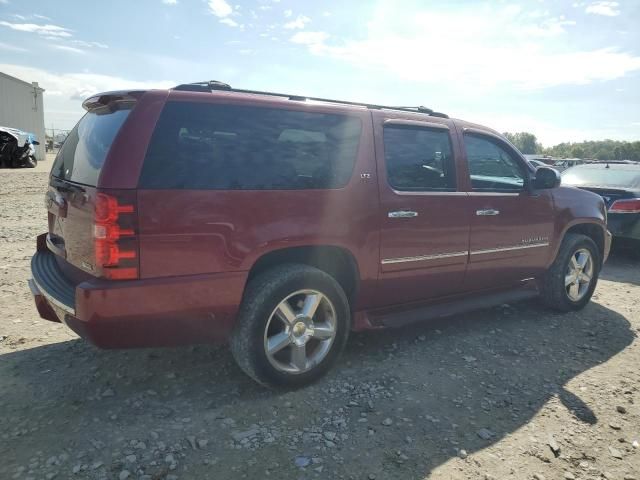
[50, 177, 86, 193]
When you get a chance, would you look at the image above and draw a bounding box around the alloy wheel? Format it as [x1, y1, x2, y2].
[565, 248, 594, 302]
[263, 290, 337, 374]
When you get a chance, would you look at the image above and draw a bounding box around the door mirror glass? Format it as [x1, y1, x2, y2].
[532, 166, 561, 189]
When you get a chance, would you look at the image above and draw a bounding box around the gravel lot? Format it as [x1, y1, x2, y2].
[1, 164, 639, 480]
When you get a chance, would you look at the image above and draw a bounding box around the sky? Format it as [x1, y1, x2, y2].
[0, 0, 639, 146]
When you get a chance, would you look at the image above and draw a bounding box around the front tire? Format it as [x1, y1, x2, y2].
[540, 233, 600, 311]
[230, 264, 351, 389]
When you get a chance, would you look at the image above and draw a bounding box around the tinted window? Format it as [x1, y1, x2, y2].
[51, 107, 131, 186]
[464, 135, 525, 191]
[384, 126, 455, 191]
[139, 102, 362, 190]
[562, 167, 640, 188]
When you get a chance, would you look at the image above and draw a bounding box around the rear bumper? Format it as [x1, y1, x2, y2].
[29, 248, 246, 348]
[607, 213, 640, 241]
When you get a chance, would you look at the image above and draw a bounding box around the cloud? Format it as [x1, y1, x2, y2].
[284, 9, 292, 18]
[289, 2, 640, 91]
[71, 40, 108, 49]
[12, 13, 51, 21]
[472, 112, 639, 146]
[162, 0, 178, 4]
[219, 17, 239, 27]
[290, 31, 329, 50]
[208, 0, 233, 18]
[284, 15, 310, 30]
[0, 41, 27, 52]
[585, 1, 620, 16]
[0, 20, 108, 51]
[51, 45, 85, 54]
[0, 62, 175, 128]
[0, 21, 73, 37]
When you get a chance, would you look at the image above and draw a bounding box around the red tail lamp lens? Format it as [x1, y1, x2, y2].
[95, 193, 134, 223]
[94, 192, 138, 279]
[609, 198, 640, 213]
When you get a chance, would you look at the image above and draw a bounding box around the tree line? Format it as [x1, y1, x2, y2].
[503, 132, 640, 161]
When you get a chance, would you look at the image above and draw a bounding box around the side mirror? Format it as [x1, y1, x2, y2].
[532, 166, 561, 189]
[31, 140, 40, 145]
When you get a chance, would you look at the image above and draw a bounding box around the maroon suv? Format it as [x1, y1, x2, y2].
[29, 81, 611, 388]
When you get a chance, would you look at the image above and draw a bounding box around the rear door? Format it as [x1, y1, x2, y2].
[460, 129, 555, 290]
[46, 102, 133, 275]
[374, 114, 471, 307]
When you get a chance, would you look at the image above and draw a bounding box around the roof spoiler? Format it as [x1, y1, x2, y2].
[82, 91, 145, 113]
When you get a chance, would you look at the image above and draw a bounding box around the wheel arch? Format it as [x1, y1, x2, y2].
[246, 245, 361, 305]
[555, 221, 607, 268]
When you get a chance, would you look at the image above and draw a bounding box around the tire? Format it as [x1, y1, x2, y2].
[27, 156, 37, 168]
[230, 264, 351, 389]
[540, 233, 600, 312]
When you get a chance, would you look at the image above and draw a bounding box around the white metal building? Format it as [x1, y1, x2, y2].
[0, 71, 46, 160]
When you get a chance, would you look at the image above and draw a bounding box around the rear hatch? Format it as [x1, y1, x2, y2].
[47, 93, 140, 280]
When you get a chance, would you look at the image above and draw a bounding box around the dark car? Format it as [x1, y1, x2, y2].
[29, 81, 611, 388]
[562, 163, 640, 242]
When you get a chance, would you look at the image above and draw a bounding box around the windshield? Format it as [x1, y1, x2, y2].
[562, 167, 640, 188]
[51, 107, 131, 186]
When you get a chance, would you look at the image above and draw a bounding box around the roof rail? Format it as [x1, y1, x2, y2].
[171, 80, 449, 118]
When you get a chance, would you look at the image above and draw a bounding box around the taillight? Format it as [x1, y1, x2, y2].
[609, 198, 640, 213]
[94, 191, 139, 280]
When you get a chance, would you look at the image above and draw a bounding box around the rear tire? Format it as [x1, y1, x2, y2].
[230, 264, 351, 389]
[540, 233, 600, 312]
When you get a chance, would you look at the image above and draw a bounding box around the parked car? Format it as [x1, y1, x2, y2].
[0, 126, 39, 168]
[553, 158, 585, 171]
[562, 163, 640, 242]
[528, 159, 549, 169]
[29, 82, 611, 388]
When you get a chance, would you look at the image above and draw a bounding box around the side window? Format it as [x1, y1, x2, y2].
[139, 102, 362, 190]
[384, 126, 456, 191]
[464, 135, 525, 191]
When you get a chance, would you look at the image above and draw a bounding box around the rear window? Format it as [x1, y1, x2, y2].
[139, 102, 362, 190]
[562, 167, 640, 188]
[51, 107, 131, 186]
[384, 126, 455, 191]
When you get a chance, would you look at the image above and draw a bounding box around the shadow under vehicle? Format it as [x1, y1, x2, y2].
[0, 297, 634, 479]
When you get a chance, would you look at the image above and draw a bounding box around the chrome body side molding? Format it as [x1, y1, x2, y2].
[381, 251, 469, 265]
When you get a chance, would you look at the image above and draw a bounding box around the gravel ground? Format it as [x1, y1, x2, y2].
[1, 165, 639, 480]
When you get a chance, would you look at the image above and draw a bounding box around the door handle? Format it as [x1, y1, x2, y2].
[476, 209, 500, 216]
[388, 210, 418, 218]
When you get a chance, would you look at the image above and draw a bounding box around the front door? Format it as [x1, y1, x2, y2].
[374, 117, 471, 307]
[461, 131, 555, 290]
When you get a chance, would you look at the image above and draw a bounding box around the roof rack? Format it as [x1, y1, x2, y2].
[171, 80, 449, 118]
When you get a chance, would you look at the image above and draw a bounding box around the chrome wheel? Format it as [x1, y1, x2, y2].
[263, 289, 337, 374]
[565, 248, 594, 302]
